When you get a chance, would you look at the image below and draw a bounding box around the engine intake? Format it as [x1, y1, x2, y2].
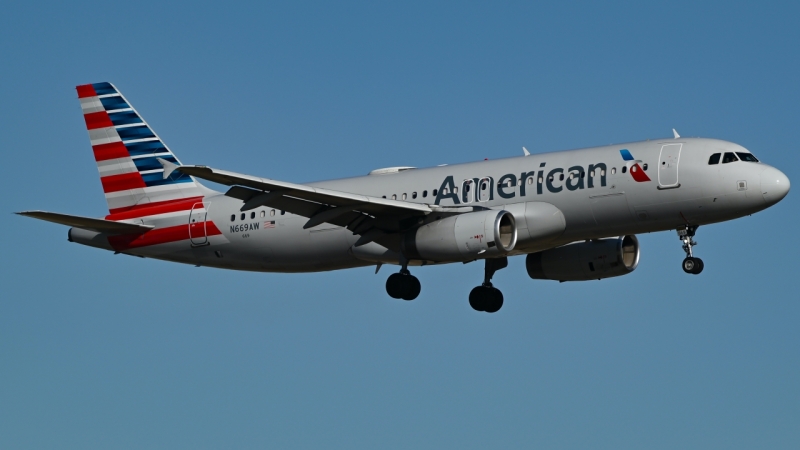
[402, 210, 517, 261]
[526, 235, 640, 281]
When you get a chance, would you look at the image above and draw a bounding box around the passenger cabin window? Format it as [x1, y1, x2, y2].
[722, 152, 739, 164]
[708, 153, 721, 165]
[737, 152, 759, 162]
[462, 180, 473, 204]
[422, 190, 428, 198]
[412, 192, 417, 199]
[611, 168, 616, 175]
[433, 189, 438, 196]
[402, 193, 407, 200]
[270, 209, 275, 216]
[642, 163, 648, 171]
[240, 213, 245, 220]
[621, 166, 627, 173]
[477, 177, 491, 202]
[280, 210, 285, 215]
[230, 214, 235, 222]
[250, 212, 255, 219]
[260, 211, 265, 218]
[391, 194, 396, 200]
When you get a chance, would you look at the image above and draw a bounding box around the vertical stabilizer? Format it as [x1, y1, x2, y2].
[76, 82, 207, 215]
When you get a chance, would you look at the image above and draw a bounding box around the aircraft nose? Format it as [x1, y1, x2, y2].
[760, 166, 790, 206]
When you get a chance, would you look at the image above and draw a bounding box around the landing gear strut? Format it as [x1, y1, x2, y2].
[469, 257, 507, 313]
[385, 259, 421, 300]
[678, 225, 704, 275]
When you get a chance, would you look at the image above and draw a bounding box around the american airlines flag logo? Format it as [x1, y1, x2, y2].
[619, 149, 651, 182]
[263, 221, 276, 229]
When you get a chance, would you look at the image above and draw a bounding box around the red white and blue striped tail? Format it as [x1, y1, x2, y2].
[76, 82, 206, 215]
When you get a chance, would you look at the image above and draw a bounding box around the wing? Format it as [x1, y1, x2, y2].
[16, 211, 154, 234]
[175, 165, 438, 247]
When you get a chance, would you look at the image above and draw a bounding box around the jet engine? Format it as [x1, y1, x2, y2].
[526, 235, 640, 281]
[402, 210, 517, 262]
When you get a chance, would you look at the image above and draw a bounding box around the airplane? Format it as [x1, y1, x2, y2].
[18, 82, 791, 313]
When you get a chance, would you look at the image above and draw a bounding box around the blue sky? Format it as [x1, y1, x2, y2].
[1, 1, 799, 448]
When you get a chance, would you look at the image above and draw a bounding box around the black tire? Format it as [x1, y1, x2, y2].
[469, 286, 487, 311]
[386, 273, 404, 299]
[484, 287, 504, 313]
[682, 257, 696, 274]
[401, 275, 421, 301]
[693, 258, 704, 274]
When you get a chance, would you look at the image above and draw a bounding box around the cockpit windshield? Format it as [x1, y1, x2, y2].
[736, 152, 759, 162]
[722, 152, 739, 163]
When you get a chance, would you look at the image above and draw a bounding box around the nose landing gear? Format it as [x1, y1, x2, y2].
[469, 257, 508, 313]
[678, 225, 704, 274]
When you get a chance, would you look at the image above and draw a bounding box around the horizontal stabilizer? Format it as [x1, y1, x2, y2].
[16, 211, 154, 234]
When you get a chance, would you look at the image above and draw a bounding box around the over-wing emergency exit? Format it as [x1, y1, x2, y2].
[18, 83, 791, 313]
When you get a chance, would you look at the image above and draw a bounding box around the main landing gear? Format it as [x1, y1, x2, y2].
[469, 257, 508, 313]
[386, 260, 421, 301]
[678, 225, 704, 275]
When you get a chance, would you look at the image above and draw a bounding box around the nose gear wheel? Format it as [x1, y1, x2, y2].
[677, 226, 704, 275]
[682, 257, 704, 274]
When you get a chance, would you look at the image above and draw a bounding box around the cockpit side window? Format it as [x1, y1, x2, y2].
[736, 152, 759, 162]
[722, 152, 739, 164]
[708, 153, 721, 165]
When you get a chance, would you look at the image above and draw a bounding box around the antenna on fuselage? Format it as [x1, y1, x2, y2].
[522, 146, 531, 156]
[673, 128, 681, 139]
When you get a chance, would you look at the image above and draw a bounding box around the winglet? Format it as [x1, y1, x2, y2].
[673, 128, 680, 139]
[522, 147, 530, 156]
[157, 158, 180, 179]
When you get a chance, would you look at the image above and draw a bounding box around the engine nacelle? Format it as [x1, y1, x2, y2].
[509, 202, 566, 252]
[526, 235, 640, 281]
[402, 210, 517, 262]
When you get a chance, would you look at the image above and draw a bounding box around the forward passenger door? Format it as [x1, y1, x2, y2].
[658, 143, 682, 188]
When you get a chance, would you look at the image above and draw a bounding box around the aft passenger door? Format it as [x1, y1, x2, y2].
[658, 143, 682, 188]
[189, 202, 208, 246]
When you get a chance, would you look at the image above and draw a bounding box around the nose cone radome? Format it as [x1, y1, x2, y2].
[760, 166, 790, 206]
